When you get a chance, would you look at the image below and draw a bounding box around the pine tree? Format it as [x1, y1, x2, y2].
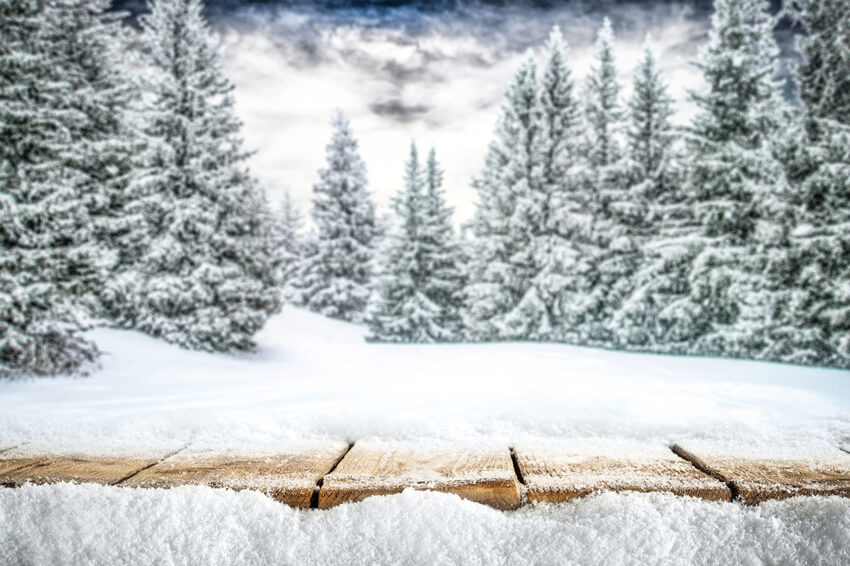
[289, 111, 377, 322]
[0, 0, 100, 376]
[791, 0, 850, 131]
[580, 18, 627, 342]
[778, 0, 850, 366]
[128, 0, 281, 351]
[529, 27, 592, 341]
[44, 0, 144, 317]
[368, 144, 445, 341]
[464, 56, 543, 339]
[584, 18, 623, 170]
[273, 190, 305, 295]
[609, 40, 679, 347]
[676, 0, 792, 358]
[419, 148, 465, 336]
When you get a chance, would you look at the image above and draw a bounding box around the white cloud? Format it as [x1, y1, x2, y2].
[216, 3, 710, 225]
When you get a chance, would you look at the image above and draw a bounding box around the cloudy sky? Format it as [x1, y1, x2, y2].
[116, 0, 795, 224]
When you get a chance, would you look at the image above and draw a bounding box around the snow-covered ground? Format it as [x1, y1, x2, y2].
[1, 306, 849, 455]
[3, 307, 850, 565]
[3, 484, 849, 566]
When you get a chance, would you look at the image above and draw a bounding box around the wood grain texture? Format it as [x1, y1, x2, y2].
[122, 442, 350, 508]
[0, 457, 44, 484]
[672, 445, 850, 505]
[317, 442, 521, 510]
[1, 454, 166, 486]
[515, 443, 731, 504]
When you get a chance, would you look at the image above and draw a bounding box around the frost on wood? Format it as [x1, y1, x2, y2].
[318, 441, 522, 510]
[515, 441, 730, 504]
[673, 444, 850, 505]
[123, 442, 350, 508]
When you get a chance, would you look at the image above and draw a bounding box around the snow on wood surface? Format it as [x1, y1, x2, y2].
[673, 444, 850, 505]
[0, 455, 164, 487]
[122, 441, 350, 508]
[515, 439, 730, 503]
[318, 441, 522, 510]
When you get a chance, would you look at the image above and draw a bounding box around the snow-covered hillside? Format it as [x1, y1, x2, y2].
[1, 306, 848, 456]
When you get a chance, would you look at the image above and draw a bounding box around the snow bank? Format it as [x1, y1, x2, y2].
[2, 484, 849, 566]
[0, 307, 848, 455]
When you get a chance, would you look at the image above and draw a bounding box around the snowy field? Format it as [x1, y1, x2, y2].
[3, 307, 850, 565]
[1, 306, 849, 455]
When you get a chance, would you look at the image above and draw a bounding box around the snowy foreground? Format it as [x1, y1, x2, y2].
[2, 485, 850, 565]
[2, 307, 850, 565]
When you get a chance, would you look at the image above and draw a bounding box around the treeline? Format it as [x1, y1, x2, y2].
[281, 0, 850, 369]
[1, 0, 280, 377]
[3, 0, 848, 378]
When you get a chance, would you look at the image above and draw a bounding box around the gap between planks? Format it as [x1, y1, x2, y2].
[670, 444, 738, 501]
[113, 445, 188, 486]
[310, 442, 354, 509]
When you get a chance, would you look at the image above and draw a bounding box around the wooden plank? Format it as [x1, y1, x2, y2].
[317, 442, 521, 510]
[672, 444, 850, 505]
[515, 441, 730, 504]
[1, 458, 44, 484]
[122, 442, 350, 508]
[1, 451, 174, 487]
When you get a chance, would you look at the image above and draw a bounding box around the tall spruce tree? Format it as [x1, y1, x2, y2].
[675, 0, 792, 358]
[368, 144, 446, 341]
[464, 56, 544, 339]
[0, 0, 100, 376]
[273, 190, 305, 294]
[531, 27, 592, 341]
[420, 148, 465, 335]
[609, 40, 679, 347]
[128, 0, 281, 351]
[43, 0, 141, 313]
[581, 18, 627, 342]
[779, 0, 850, 366]
[584, 18, 623, 171]
[289, 111, 377, 322]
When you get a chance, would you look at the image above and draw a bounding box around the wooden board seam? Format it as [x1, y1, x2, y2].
[113, 445, 189, 486]
[311, 442, 354, 509]
[670, 444, 737, 502]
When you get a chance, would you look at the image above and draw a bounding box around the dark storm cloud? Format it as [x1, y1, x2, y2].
[369, 99, 431, 121]
[110, 0, 804, 222]
[112, 0, 799, 125]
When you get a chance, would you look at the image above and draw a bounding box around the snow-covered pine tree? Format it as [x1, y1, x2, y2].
[791, 0, 850, 131]
[608, 39, 680, 348]
[289, 111, 377, 322]
[420, 148, 465, 336]
[777, 0, 850, 366]
[368, 144, 446, 342]
[273, 190, 305, 295]
[675, 0, 793, 358]
[43, 0, 143, 316]
[530, 27, 593, 341]
[580, 18, 627, 343]
[128, 0, 281, 351]
[584, 18, 623, 171]
[463, 56, 544, 340]
[0, 0, 100, 376]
